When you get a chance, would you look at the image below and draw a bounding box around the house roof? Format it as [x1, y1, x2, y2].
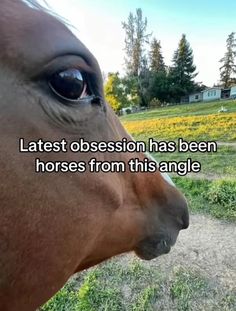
[202, 87, 221, 92]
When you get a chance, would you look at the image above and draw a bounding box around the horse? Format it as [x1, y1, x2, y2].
[0, 1, 189, 310]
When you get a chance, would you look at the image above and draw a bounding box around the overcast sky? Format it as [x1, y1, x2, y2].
[46, 0, 236, 87]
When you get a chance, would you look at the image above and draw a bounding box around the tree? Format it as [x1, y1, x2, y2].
[104, 73, 128, 113]
[122, 9, 151, 107]
[138, 55, 151, 107]
[169, 34, 198, 102]
[149, 38, 166, 73]
[121, 76, 140, 106]
[219, 32, 236, 88]
[147, 38, 169, 104]
[147, 72, 171, 104]
[122, 8, 151, 76]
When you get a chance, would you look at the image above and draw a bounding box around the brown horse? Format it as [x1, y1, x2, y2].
[0, 0, 189, 310]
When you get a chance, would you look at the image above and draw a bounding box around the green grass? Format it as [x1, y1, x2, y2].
[122, 113, 236, 142]
[173, 177, 236, 221]
[39, 281, 80, 311]
[131, 286, 160, 311]
[121, 99, 236, 142]
[121, 100, 236, 121]
[170, 267, 208, 311]
[121, 99, 236, 221]
[151, 145, 236, 179]
[76, 270, 123, 311]
[169, 267, 236, 311]
[40, 261, 236, 311]
[40, 260, 162, 311]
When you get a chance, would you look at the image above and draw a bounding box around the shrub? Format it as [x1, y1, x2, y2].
[150, 97, 161, 108]
[206, 180, 236, 208]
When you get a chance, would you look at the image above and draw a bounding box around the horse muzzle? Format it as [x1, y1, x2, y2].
[134, 234, 175, 260]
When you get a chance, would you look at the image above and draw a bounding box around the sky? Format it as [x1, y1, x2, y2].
[46, 0, 236, 87]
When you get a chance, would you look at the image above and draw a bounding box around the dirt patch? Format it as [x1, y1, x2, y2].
[41, 213, 236, 310]
[119, 214, 236, 291]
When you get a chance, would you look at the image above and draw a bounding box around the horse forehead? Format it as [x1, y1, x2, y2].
[0, 1, 85, 69]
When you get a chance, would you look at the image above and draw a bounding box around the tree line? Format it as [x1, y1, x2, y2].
[104, 8, 236, 112]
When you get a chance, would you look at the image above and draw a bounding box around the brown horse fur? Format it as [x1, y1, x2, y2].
[0, 1, 189, 310]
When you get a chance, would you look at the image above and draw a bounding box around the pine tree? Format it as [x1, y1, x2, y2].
[169, 34, 197, 102]
[149, 38, 166, 73]
[139, 55, 151, 107]
[122, 8, 151, 76]
[219, 32, 236, 88]
[122, 12, 135, 75]
[122, 9, 151, 107]
[148, 38, 169, 103]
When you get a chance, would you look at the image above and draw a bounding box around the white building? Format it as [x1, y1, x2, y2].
[230, 85, 236, 98]
[202, 87, 221, 101]
[189, 92, 203, 103]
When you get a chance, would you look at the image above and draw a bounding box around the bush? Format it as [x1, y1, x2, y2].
[206, 180, 236, 208]
[174, 177, 236, 221]
[149, 97, 161, 108]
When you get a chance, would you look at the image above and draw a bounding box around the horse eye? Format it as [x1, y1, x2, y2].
[49, 68, 86, 101]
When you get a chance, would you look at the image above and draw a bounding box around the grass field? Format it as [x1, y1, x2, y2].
[41, 259, 236, 311]
[120, 100, 236, 121]
[121, 99, 236, 222]
[41, 100, 236, 311]
[122, 112, 236, 141]
[174, 177, 236, 221]
[153, 145, 236, 179]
